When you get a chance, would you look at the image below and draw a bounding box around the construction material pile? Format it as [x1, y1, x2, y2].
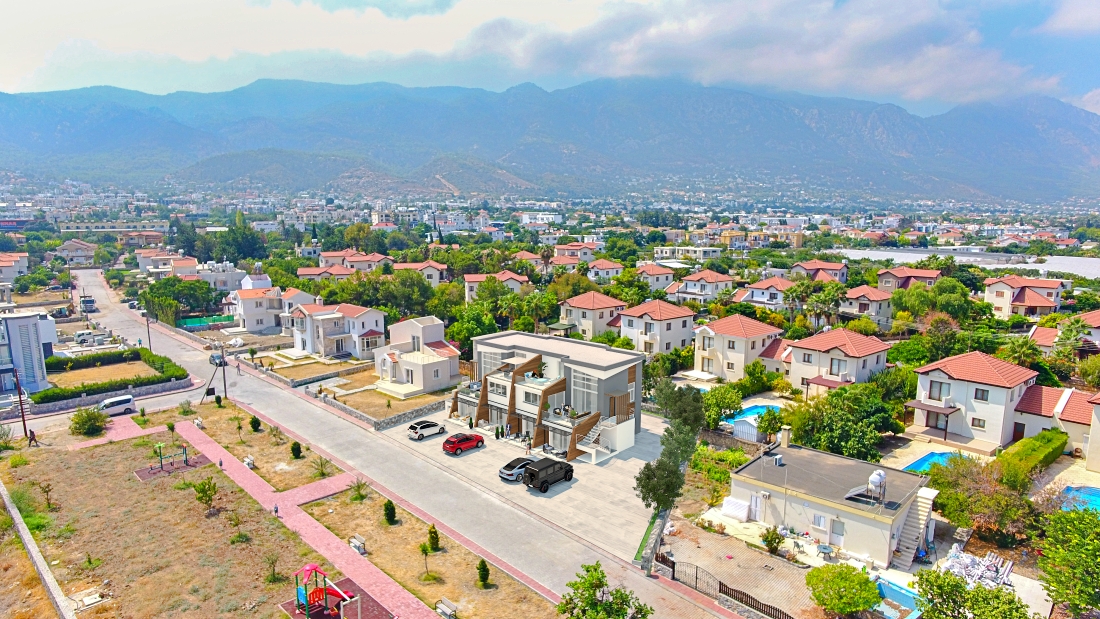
[940, 544, 1014, 589]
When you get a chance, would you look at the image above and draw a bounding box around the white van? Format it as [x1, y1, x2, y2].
[98, 395, 135, 416]
[74, 330, 95, 345]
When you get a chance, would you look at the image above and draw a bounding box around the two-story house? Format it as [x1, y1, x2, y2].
[653, 246, 722, 261]
[345, 252, 394, 273]
[52, 239, 97, 266]
[790, 260, 847, 283]
[843, 285, 893, 319]
[296, 265, 356, 281]
[373, 316, 462, 399]
[694, 314, 784, 381]
[744, 276, 796, 310]
[587, 259, 623, 281]
[289, 301, 386, 360]
[555, 242, 599, 262]
[318, 249, 361, 268]
[908, 352, 1039, 452]
[618, 300, 695, 354]
[877, 267, 941, 291]
[463, 270, 529, 302]
[393, 260, 447, 287]
[665, 269, 734, 304]
[558, 291, 626, 339]
[787, 328, 890, 396]
[983, 275, 1068, 319]
[225, 287, 285, 333]
[455, 331, 644, 463]
[635, 263, 675, 291]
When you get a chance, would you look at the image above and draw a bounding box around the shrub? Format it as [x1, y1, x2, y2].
[1079, 354, 1100, 388]
[761, 526, 784, 555]
[290, 441, 302, 459]
[688, 445, 749, 484]
[214, 395, 223, 407]
[9, 453, 28, 468]
[428, 524, 440, 552]
[34, 348, 187, 404]
[998, 429, 1068, 485]
[383, 499, 396, 525]
[805, 564, 881, 616]
[69, 407, 109, 436]
[249, 415, 261, 432]
[477, 558, 490, 586]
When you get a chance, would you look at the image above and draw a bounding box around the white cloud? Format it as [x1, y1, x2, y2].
[0, 0, 1065, 106]
[1077, 88, 1100, 114]
[1039, 0, 1100, 34]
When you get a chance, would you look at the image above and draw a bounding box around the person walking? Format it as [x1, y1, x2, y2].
[28, 429, 39, 447]
[236, 360, 242, 376]
[273, 504, 279, 518]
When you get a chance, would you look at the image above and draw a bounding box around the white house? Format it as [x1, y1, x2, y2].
[555, 242, 599, 262]
[790, 260, 847, 283]
[393, 260, 447, 287]
[665, 269, 734, 304]
[787, 328, 890, 396]
[345, 252, 394, 273]
[52, 239, 97, 266]
[373, 316, 462, 399]
[289, 301, 386, 360]
[1015, 385, 1094, 455]
[877, 267, 941, 291]
[618, 299, 695, 354]
[463, 270, 529, 302]
[635, 263, 675, 291]
[744, 276, 796, 310]
[843, 285, 893, 319]
[983, 275, 1068, 320]
[654, 246, 722, 261]
[0, 311, 58, 394]
[557, 291, 626, 340]
[225, 287, 285, 333]
[694, 314, 784, 381]
[296, 265, 356, 281]
[909, 351, 1040, 452]
[587, 259, 623, 282]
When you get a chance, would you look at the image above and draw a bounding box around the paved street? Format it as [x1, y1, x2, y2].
[7, 270, 733, 619]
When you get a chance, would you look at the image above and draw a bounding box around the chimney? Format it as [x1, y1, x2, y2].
[780, 425, 791, 448]
[315, 296, 324, 306]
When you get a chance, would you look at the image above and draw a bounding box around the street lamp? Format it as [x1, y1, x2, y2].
[142, 310, 153, 354]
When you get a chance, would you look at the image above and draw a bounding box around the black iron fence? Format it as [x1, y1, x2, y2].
[654, 553, 795, 619]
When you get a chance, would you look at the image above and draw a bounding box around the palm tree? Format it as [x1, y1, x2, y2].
[539, 246, 554, 276]
[999, 336, 1042, 368]
[786, 278, 814, 323]
[1055, 316, 1088, 354]
[499, 293, 523, 329]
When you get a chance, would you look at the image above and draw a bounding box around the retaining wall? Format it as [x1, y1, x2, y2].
[4, 377, 196, 419]
[303, 387, 448, 431]
[0, 479, 79, 619]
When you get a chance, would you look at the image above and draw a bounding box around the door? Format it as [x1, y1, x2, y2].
[748, 495, 761, 521]
[829, 520, 845, 547]
[931, 412, 948, 430]
[1012, 422, 1026, 443]
[405, 368, 414, 384]
[335, 338, 344, 353]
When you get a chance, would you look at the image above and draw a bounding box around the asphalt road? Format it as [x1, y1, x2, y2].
[7, 270, 728, 618]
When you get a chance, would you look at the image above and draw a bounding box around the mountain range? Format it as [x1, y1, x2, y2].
[1, 78, 1100, 200]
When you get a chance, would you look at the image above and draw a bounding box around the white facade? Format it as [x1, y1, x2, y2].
[373, 317, 462, 399]
[0, 312, 58, 394]
[290, 302, 387, 360]
[619, 301, 695, 355]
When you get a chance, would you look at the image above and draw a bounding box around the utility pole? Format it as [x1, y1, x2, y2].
[12, 367, 27, 438]
[144, 311, 153, 354]
[221, 341, 228, 399]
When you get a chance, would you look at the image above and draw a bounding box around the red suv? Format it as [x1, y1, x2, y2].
[442, 433, 484, 455]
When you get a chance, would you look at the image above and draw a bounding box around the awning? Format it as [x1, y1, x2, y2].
[546, 322, 576, 331]
[681, 370, 718, 381]
[904, 399, 960, 415]
[806, 375, 853, 389]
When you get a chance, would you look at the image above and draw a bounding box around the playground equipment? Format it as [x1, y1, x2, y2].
[294, 564, 360, 618]
[148, 442, 190, 472]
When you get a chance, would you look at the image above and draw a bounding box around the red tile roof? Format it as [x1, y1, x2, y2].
[425, 340, 460, 358]
[333, 303, 373, 318]
[1015, 385, 1095, 426]
[758, 338, 792, 361]
[564, 291, 625, 310]
[683, 269, 733, 283]
[747, 276, 795, 291]
[358, 329, 384, 338]
[1028, 326, 1059, 348]
[549, 256, 580, 266]
[636, 264, 673, 276]
[1079, 309, 1100, 328]
[588, 259, 623, 270]
[297, 265, 355, 277]
[794, 259, 845, 271]
[665, 281, 682, 294]
[512, 250, 541, 261]
[1011, 287, 1056, 308]
[702, 314, 783, 339]
[345, 252, 391, 263]
[812, 270, 838, 283]
[806, 375, 854, 389]
[878, 267, 941, 279]
[731, 289, 750, 302]
[983, 274, 1063, 289]
[846, 285, 892, 301]
[606, 314, 622, 328]
[463, 270, 529, 284]
[393, 260, 446, 271]
[234, 287, 279, 299]
[619, 299, 695, 320]
[790, 328, 890, 357]
[915, 351, 1037, 388]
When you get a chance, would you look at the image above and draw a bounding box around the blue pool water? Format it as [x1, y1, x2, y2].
[875, 579, 923, 619]
[903, 452, 965, 474]
[1064, 486, 1100, 511]
[725, 404, 779, 421]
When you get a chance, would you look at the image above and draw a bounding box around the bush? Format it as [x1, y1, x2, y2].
[34, 348, 188, 404]
[69, 406, 109, 436]
[761, 526, 783, 554]
[1079, 354, 1100, 388]
[428, 524, 440, 552]
[477, 558, 490, 586]
[249, 415, 261, 432]
[290, 441, 302, 459]
[383, 499, 396, 525]
[997, 429, 1068, 489]
[9, 453, 28, 468]
[805, 564, 881, 616]
[688, 445, 749, 484]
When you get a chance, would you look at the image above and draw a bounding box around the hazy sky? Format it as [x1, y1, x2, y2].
[4, 0, 1099, 114]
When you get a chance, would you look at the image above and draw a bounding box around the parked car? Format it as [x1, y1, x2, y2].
[74, 330, 95, 345]
[209, 353, 227, 366]
[442, 433, 483, 455]
[46, 285, 64, 291]
[127, 300, 139, 309]
[98, 395, 135, 416]
[407, 420, 446, 440]
[498, 456, 539, 482]
[523, 458, 574, 493]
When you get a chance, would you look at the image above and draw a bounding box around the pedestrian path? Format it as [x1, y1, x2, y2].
[68, 416, 166, 451]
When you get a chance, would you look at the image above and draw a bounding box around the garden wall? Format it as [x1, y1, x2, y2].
[8, 377, 198, 418]
[303, 387, 447, 431]
[0, 479, 79, 619]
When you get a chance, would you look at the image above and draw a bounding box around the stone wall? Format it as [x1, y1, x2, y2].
[699, 429, 768, 456]
[255, 362, 375, 388]
[303, 387, 447, 431]
[6, 377, 196, 419]
[0, 479, 78, 619]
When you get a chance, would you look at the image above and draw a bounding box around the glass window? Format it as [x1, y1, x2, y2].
[627, 319, 634, 328]
[971, 418, 986, 429]
[480, 351, 502, 380]
[726, 362, 735, 370]
[572, 369, 598, 414]
[702, 336, 713, 350]
[489, 381, 507, 396]
[524, 391, 539, 404]
[829, 358, 847, 375]
[929, 380, 950, 401]
[812, 514, 827, 530]
[666, 322, 671, 331]
[727, 340, 736, 350]
[802, 353, 812, 363]
[974, 388, 989, 402]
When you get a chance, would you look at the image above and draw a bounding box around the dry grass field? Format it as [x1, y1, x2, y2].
[336, 389, 447, 420]
[272, 362, 354, 381]
[304, 491, 557, 619]
[13, 291, 70, 305]
[0, 503, 55, 619]
[49, 361, 159, 389]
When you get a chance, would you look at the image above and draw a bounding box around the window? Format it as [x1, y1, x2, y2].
[645, 322, 655, 334]
[882, 280, 892, 287]
[929, 380, 950, 401]
[974, 388, 989, 402]
[567, 309, 573, 318]
[702, 336, 713, 350]
[489, 381, 507, 396]
[971, 418, 986, 429]
[599, 312, 604, 319]
[581, 311, 588, 319]
[666, 322, 672, 331]
[749, 341, 756, 350]
[480, 351, 502, 380]
[256, 318, 264, 325]
[875, 354, 881, 364]
[862, 359, 867, 369]
[726, 362, 735, 370]
[812, 514, 827, 530]
[682, 320, 688, 328]
[995, 290, 1005, 298]
[255, 301, 263, 308]
[727, 340, 736, 350]
[627, 319, 634, 328]
[802, 353, 812, 363]
[433, 369, 440, 379]
[644, 342, 653, 353]
[572, 370, 598, 413]
[524, 391, 539, 404]
[665, 342, 671, 350]
[829, 358, 847, 375]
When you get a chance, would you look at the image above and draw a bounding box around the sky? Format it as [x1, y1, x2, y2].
[3, 0, 1100, 116]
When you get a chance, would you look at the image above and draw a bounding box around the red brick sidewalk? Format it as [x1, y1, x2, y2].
[68, 415, 167, 451]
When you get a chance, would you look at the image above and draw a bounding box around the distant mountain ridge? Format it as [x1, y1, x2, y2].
[2, 78, 1100, 199]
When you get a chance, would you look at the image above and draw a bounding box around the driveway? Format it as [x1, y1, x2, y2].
[383, 409, 665, 561]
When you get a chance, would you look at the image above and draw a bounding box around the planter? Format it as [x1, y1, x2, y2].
[743, 541, 810, 568]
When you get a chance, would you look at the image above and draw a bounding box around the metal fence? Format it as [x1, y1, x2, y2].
[654, 553, 795, 619]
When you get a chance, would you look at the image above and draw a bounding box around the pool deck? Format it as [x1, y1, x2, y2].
[1034, 455, 1100, 502]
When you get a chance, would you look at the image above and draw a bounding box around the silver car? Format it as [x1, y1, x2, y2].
[407, 420, 445, 440]
[498, 456, 539, 482]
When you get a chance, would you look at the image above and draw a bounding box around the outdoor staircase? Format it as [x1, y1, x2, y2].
[577, 418, 617, 452]
[891, 489, 937, 571]
[0, 390, 30, 417]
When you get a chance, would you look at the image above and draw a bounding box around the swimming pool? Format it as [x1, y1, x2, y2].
[903, 452, 967, 474]
[724, 404, 779, 421]
[1064, 486, 1100, 511]
[874, 578, 923, 619]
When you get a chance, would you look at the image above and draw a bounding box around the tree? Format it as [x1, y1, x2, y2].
[805, 564, 881, 617]
[915, 569, 1036, 619]
[263, 552, 281, 584]
[419, 542, 431, 576]
[428, 523, 440, 552]
[846, 316, 879, 335]
[702, 383, 742, 430]
[1074, 290, 1100, 312]
[249, 415, 261, 432]
[383, 499, 396, 525]
[1079, 354, 1100, 388]
[290, 441, 302, 459]
[69, 407, 109, 436]
[657, 382, 705, 431]
[477, 558, 490, 587]
[925, 313, 959, 361]
[447, 302, 498, 359]
[633, 455, 684, 513]
[557, 562, 653, 619]
[757, 409, 784, 439]
[761, 526, 783, 554]
[547, 272, 599, 301]
[194, 476, 218, 514]
[998, 336, 1042, 368]
[426, 282, 465, 323]
[1038, 509, 1100, 617]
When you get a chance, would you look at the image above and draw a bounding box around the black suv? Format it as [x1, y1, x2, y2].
[523, 458, 574, 493]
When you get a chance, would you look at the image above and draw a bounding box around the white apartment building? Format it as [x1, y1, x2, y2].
[519, 212, 562, 225]
[0, 311, 59, 394]
[373, 316, 462, 399]
[654, 246, 722, 262]
[618, 300, 695, 354]
[665, 269, 734, 304]
[557, 291, 626, 340]
[289, 301, 387, 360]
[787, 328, 889, 396]
[634, 263, 675, 291]
[694, 314, 784, 381]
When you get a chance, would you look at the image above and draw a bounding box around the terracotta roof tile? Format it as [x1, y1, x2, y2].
[1016, 385, 1095, 426]
[424, 340, 460, 358]
[983, 274, 1063, 289]
[588, 259, 623, 270]
[234, 287, 279, 299]
[846, 285, 892, 301]
[463, 270, 529, 284]
[564, 291, 625, 310]
[702, 314, 783, 339]
[1079, 309, 1100, 328]
[915, 351, 1037, 388]
[794, 259, 845, 270]
[1028, 326, 1059, 348]
[1011, 287, 1056, 307]
[877, 267, 941, 278]
[619, 299, 695, 320]
[731, 289, 750, 302]
[790, 328, 890, 357]
[758, 338, 792, 361]
[683, 269, 733, 283]
[636, 264, 673, 276]
[747, 276, 795, 291]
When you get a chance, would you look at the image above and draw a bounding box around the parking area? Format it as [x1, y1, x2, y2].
[382, 409, 666, 561]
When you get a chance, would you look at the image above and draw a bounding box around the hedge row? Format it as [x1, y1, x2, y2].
[33, 348, 188, 404]
[998, 429, 1068, 474]
[689, 444, 750, 484]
